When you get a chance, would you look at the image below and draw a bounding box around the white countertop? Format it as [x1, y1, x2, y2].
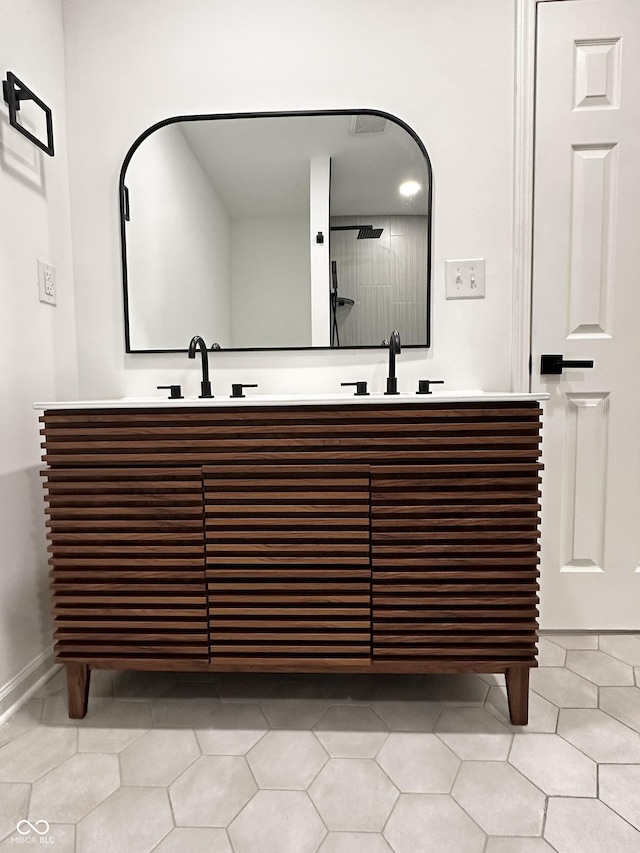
[34, 391, 549, 410]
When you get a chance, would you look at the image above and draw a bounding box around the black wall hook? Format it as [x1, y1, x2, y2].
[2, 71, 54, 157]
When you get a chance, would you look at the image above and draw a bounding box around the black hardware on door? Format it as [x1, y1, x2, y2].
[540, 354, 595, 375]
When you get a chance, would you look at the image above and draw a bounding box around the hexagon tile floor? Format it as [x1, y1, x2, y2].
[1, 633, 639, 853]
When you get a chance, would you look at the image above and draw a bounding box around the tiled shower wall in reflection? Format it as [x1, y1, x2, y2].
[330, 215, 428, 347]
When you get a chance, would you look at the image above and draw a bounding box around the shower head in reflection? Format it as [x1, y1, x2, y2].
[330, 224, 383, 239]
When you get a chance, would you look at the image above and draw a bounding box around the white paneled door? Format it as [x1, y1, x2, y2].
[532, 0, 640, 628]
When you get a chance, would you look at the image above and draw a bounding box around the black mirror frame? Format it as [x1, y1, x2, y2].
[119, 108, 432, 354]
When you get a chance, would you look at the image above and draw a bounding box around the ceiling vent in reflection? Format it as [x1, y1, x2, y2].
[350, 114, 388, 135]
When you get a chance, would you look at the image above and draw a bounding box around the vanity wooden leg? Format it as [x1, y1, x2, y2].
[505, 666, 530, 725]
[66, 662, 91, 719]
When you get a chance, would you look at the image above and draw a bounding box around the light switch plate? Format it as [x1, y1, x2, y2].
[38, 260, 56, 305]
[445, 258, 485, 299]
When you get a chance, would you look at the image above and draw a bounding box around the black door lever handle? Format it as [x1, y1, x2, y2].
[540, 354, 595, 375]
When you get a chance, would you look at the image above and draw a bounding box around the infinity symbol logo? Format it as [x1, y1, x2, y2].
[17, 820, 50, 836]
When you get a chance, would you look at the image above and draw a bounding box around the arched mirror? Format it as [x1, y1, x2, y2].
[120, 109, 432, 352]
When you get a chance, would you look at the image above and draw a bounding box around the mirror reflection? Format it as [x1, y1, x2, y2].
[120, 110, 432, 352]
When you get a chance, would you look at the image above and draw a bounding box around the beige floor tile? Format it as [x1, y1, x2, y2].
[41, 691, 112, 726]
[78, 699, 153, 729]
[374, 676, 434, 702]
[160, 681, 220, 699]
[120, 728, 200, 785]
[477, 673, 506, 686]
[420, 673, 489, 704]
[371, 699, 443, 732]
[214, 673, 278, 702]
[484, 685, 558, 733]
[509, 733, 596, 796]
[558, 708, 640, 763]
[247, 730, 328, 789]
[29, 753, 119, 823]
[317, 832, 394, 852]
[228, 790, 326, 853]
[376, 733, 459, 793]
[151, 827, 232, 853]
[599, 686, 640, 733]
[543, 633, 598, 650]
[169, 755, 256, 826]
[261, 683, 329, 729]
[76, 701, 152, 753]
[485, 838, 557, 853]
[0, 782, 30, 841]
[383, 794, 485, 853]
[599, 764, 640, 830]
[76, 786, 173, 853]
[314, 705, 388, 757]
[78, 725, 146, 753]
[8, 631, 640, 853]
[320, 674, 382, 703]
[0, 700, 43, 748]
[0, 824, 75, 852]
[0, 726, 77, 783]
[565, 650, 634, 686]
[544, 796, 640, 853]
[530, 667, 598, 708]
[599, 634, 640, 665]
[536, 637, 567, 667]
[195, 703, 268, 755]
[452, 761, 545, 836]
[435, 706, 513, 760]
[309, 758, 398, 831]
[112, 671, 177, 701]
[85, 669, 117, 697]
[149, 696, 217, 727]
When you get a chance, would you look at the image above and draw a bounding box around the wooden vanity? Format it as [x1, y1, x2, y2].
[38, 395, 544, 724]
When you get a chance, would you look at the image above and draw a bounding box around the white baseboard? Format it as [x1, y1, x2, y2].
[0, 647, 61, 728]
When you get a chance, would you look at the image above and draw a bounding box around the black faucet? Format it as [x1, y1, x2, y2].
[385, 330, 402, 395]
[188, 335, 213, 398]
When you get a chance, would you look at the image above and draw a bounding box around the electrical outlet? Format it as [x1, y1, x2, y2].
[38, 260, 56, 305]
[445, 259, 485, 299]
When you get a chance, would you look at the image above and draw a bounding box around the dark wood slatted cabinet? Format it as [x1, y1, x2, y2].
[40, 400, 543, 724]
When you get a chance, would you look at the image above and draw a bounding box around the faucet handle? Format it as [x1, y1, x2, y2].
[231, 383, 258, 398]
[341, 381, 369, 396]
[417, 380, 445, 395]
[157, 385, 183, 399]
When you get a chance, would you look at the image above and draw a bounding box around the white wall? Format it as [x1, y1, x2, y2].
[126, 123, 232, 350]
[230, 215, 311, 349]
[60, 0, 516, 399]
[0, 0, 78, 708]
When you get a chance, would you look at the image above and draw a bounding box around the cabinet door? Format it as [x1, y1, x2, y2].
[371, 443, 542, 665]
[204, 464, 370, 664]
[45, 466, 209, 664]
